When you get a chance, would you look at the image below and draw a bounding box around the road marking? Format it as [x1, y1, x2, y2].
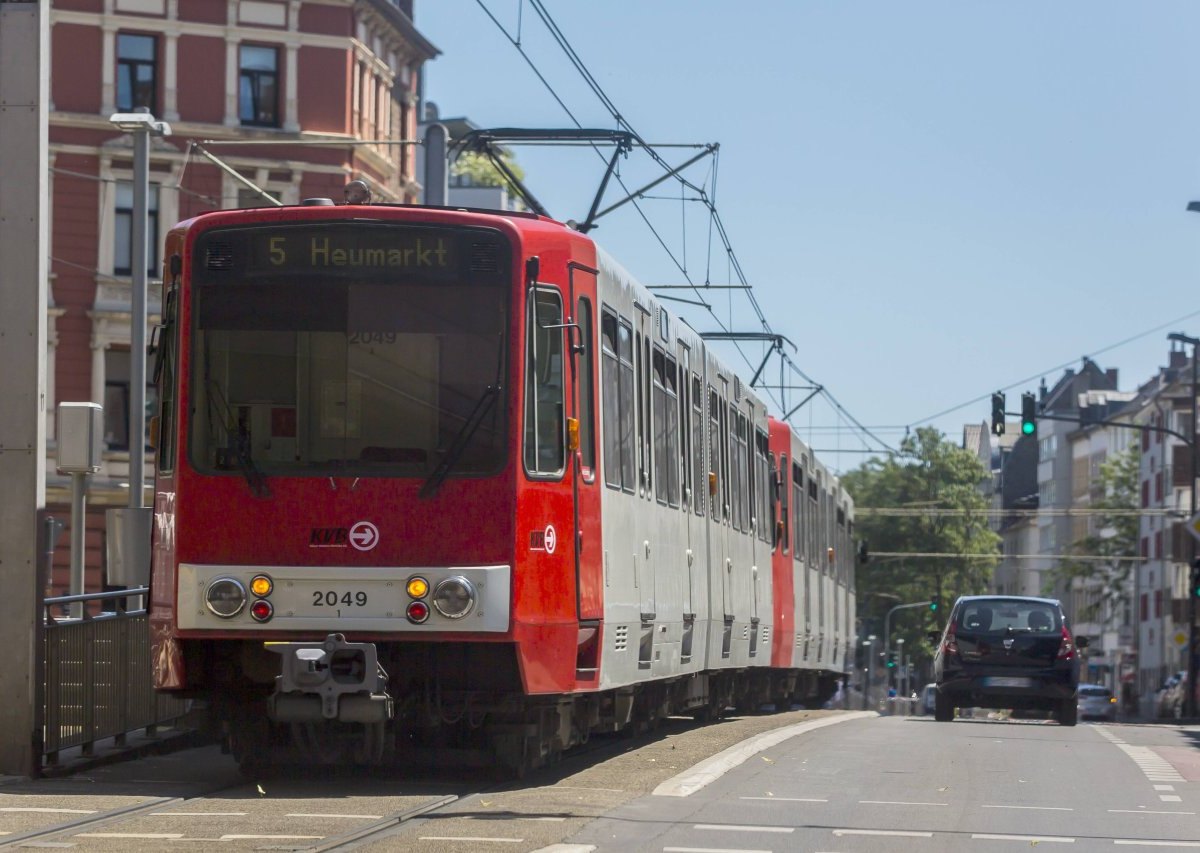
[420, 837, 525, 844]
[1154, 785, 1176, 791]
[971, 834, 1075, 843]
[149, 811, 248, 816]
[695, 824, 794, 834]
[664, 848, 773, 853]
[218, 835, 323, 841]
[653, 711, 876, 797]
[1113, 842, 1200, 848]
[1108, 809, 1195, 815]
[1160, 795, 1183, 802]
[0, 807, 97, 814]
[833, 829, 934, 838]
[981, 805, 1073, 811]
[77, 833, 186, 839]
[739, 796, 827, 802]
[859, 800, 947, 806]
[285, 812, 382, 819]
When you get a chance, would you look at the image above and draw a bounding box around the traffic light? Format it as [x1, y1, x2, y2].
[1020, 392, 1037, 437]
[885, 651, 897, 669]
[991, 392, 1005, 436]
[930, 597, 940, 613]
[1192, 559, 1200, 599]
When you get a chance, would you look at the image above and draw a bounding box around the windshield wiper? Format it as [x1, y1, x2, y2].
[419, 384, 500, 499]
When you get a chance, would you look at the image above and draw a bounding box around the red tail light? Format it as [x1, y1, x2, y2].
[942, 622, 958, 656]
[1057, 626, 1075, 660]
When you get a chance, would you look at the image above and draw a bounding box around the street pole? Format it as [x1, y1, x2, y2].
[884, 600, 934, 654]
[1169, 332, 1198, 719]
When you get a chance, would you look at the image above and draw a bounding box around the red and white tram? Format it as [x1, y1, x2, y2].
[147, 198, 856, 772]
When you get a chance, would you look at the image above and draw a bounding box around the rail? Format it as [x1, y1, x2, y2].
[41, 588, 190, 768]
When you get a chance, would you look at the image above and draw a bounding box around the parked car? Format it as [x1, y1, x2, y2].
[1077, 684, 1117, 721]
[930, 595, 1084, 726]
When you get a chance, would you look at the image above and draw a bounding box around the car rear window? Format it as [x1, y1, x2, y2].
[1079, 685, 1111, 697]
[955, 599, 1061, 634]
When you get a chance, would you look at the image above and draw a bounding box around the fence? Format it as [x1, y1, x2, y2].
[41, 588, 189, 768]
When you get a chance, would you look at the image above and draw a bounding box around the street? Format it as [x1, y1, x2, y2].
[2, 711, 1198, 851]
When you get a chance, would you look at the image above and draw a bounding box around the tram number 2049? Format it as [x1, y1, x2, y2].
[312, 590, 369, 607]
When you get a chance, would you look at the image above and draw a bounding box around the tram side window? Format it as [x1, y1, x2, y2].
[618, 320, 636, 491]
[808, 475, 818, 565]
[677, 357, 689, 511]
[836, 506, 846, 582]
[577, 297, 595, 471]
[756, 430, 770, 544]
[792, 462, 804, 563]
[601, 310, 621, 487]
[692, 374, 704, 516]
[731, 406, 745, 532]
[709, 387, 721, 521]
[665, 354, 680, 507]
[155, 279, 178, 471]
[652, 348, 669, 505]
[524, 290, 565, 476]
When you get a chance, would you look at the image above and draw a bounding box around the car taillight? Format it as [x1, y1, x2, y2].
[1057, 626, 1075, 660]
[942, 622, 958, 655]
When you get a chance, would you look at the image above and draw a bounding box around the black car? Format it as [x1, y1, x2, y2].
[930, 595, 1086, 726]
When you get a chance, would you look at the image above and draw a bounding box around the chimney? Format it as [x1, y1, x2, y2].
[1105, 368, 1118, 386]
[1169, 349, 1188, 369]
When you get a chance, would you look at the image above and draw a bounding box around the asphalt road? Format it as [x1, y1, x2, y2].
[1, 712, 1197, 851]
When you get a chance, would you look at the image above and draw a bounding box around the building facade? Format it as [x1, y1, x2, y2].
[45, 0, 436, 594]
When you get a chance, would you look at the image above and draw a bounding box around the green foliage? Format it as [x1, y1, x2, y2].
[843, 427, 999, 662]
[1051, 444, 1140, 621]
[451, 151, 525, 189]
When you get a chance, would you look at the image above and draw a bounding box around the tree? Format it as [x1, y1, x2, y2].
[1051, 444, 1139, 622]
[842, 427, 999, 662]
[451, 150, 525, 189]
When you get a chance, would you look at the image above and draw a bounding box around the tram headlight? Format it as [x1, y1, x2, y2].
[205, 577, 247, 618]
[432, 576, 476, 620]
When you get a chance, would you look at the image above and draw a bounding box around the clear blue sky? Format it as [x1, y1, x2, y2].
[415, 1, 1200, 472]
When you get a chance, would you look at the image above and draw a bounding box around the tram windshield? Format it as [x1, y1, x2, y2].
[187, 222, 511, 479]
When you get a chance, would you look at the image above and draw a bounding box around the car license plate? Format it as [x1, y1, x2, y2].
[983, 677, 1033, 688]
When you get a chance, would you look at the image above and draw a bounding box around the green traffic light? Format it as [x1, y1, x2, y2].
[1021, 421, 1035, 435]
[930, 601, 939, 612]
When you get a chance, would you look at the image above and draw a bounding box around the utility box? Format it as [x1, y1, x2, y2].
[57, 402, 103, 474]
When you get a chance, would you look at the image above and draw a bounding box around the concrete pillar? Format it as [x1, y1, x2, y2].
[163, 32, 179, 122]
[224, 36, 239, 126]
[0, 0, 49, 778]
[284, 43, 299, 132]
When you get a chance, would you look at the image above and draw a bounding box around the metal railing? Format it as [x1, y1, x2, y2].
[41, 588, 189, 767]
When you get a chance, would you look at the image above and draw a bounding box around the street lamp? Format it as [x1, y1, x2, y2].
[862, 635, 876, 711]
[1167, 327, 1198, 718]
[107, 110, 170, 589]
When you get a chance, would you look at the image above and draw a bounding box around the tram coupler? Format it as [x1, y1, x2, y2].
[265, 633, 394, 724]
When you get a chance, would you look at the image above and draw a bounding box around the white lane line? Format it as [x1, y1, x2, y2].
[285, 812, 382, 819]
[833, 829, 934, 838]
[0, 807, 97, 814]
[971, 834, 1074, 843]
[1160, 795, 1183, 802]
[1154, 785, 1176, 791]
[653, 711, 877, 797]
[1108, 809, 1195, 815]
[695, 824, 794, 834]
[739, 796, 827, 802]
[1113, 842, 1200, 848]
[664, 848, 773, 853]
[149, 811, 248, 816]
[218, 835, 323, 841]
[420, 837, 525, 844]
[859, 800, 947, 806]
[77, 833, 186, 839]
[981, 805, 1073, 811]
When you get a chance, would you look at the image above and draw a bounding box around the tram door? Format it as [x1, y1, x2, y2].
[569, 263, 602, 621]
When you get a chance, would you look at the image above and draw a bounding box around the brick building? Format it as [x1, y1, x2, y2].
[45, 0, 436, 594]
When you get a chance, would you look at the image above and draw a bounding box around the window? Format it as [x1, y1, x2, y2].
[239, 45, 280, 127]
[1141, 592, 1148, 621]
[577, 298, 595, 471]
[601, 310, 635, 491]
[117, 33, 157, 113]
[664, 353, 680, 506]
[104, 348, 157, 451]
[709, 387, 721, 520]
[731, 406, 745, 531]
[652, 348, 669, 505]
[691, 374, 704, 516]
[792, 462, 804, 562]
[755, 431, 771, 543]
[113, 181, 160, 276]
[524, 289, 565, 476]
[154, 276, 179, 470]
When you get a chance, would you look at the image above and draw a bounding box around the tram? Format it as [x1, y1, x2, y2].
[146, 197, 856, 773]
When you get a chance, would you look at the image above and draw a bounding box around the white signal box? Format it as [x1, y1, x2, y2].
[57, 402, 104, 474]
